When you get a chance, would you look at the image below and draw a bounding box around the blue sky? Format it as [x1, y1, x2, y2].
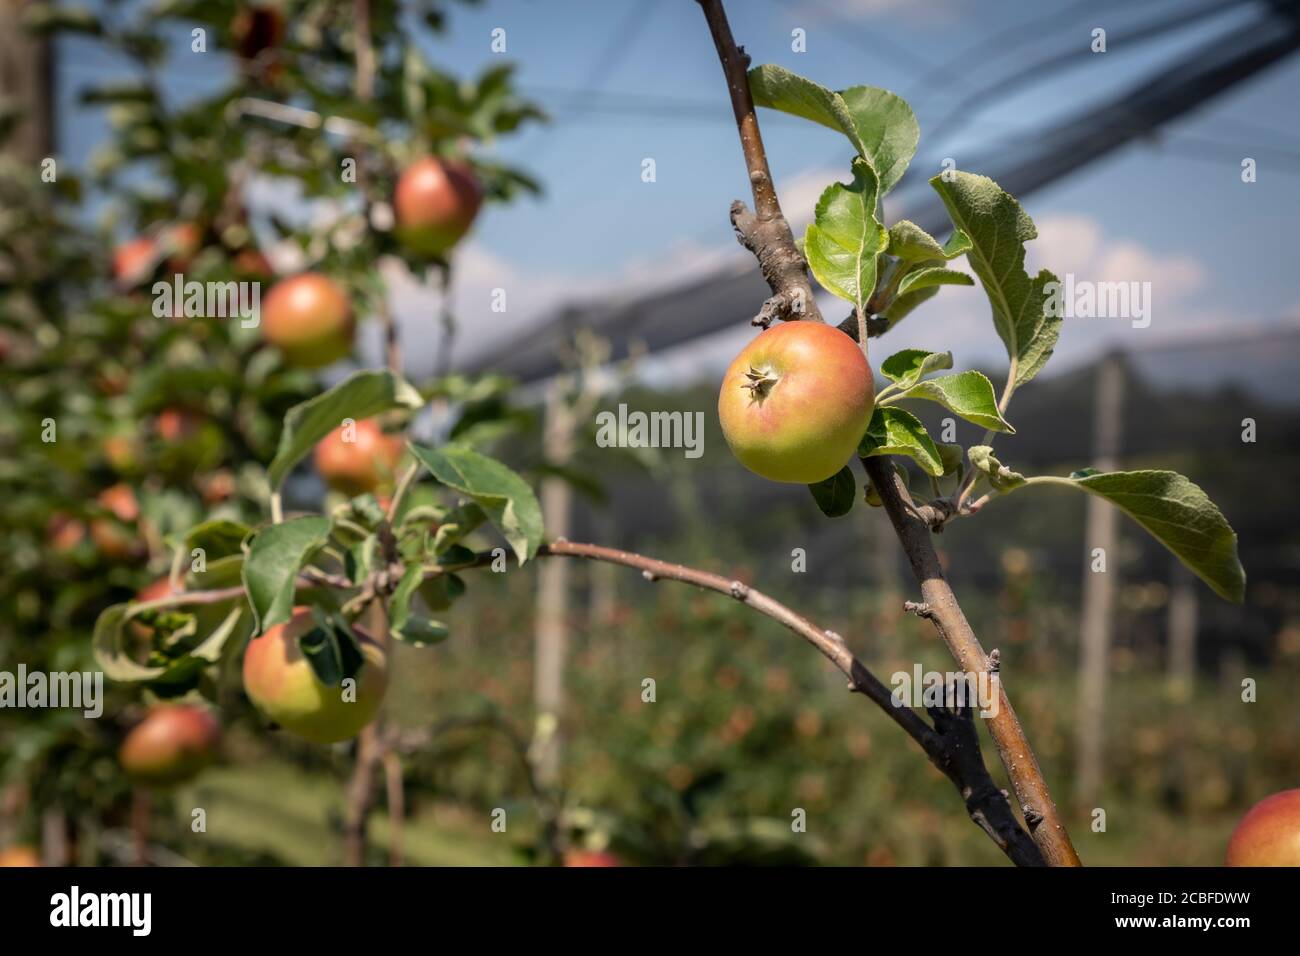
[56, 0, 1300, 380]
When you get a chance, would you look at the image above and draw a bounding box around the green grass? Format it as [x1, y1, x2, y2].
[172, 762, 522, 866]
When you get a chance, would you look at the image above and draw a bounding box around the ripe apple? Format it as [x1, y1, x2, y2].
[90, 483, 142, 560]
[1226, 788, 1300, 866]
[163, 222, 202, 273]
[0, 846, 40, 867]
[260, 273, 355, 368]
[233, 247, 274, 278]
[563, 849, 622, 867]
[97, 483, 139, 522]
[717, 321, 874, 484]
[119, 704, 221, 786]
[393, 157, 483, 256]
[102, 432, 140, 474]
[47, 512, 86, 553]
[313, 418, 404, 495]
[112, 236, 158, 288]
[242, 607, 388, 744]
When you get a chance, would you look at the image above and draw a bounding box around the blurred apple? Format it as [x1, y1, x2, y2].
[1226, 788, 1300, 866]
[47, 512, 86, 553]
[112, 236, 157, 289]
[242, 607, 388, 744]
[563, 849, 622, 867]
[0, 846, 40, 867]
[394, 157, 483, 256]
[314, 418, 404, 495]
[233, 247, 274, 278]
[162, 222, 202, 272]
[90, 483, 142, 560]
[119, 705, 221, 786]
[261, 273, 355, 368]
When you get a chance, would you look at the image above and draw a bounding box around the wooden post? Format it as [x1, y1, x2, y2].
[1166, 561, 1198, 696]
[1074, 352, 1124, 808]
[532, 377, 575, 788]
[1163, 559, 1198, 809]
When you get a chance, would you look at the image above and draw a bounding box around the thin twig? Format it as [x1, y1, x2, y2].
[697, 0, 822, 327]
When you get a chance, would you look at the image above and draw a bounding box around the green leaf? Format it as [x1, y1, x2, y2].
[408, 445, 543, 564]
[897, 266, 974, 296]
[241, 516, 332, 635]
[967, 445, 1026, 491]
[888, 221, 971, 262]
[930, 171, 1061, 389]
[858, 407, 943, 476]
[803, 158, 888, 311]
[418, 572, 466, 612]
[879, 286, 939, 328]
[179, 519, 250, 564]
[267, 370, 424, 489]
[894, 371, 1014, 433]
[880, 349, 953, 389]
[93, 603, 247, 686]
[297, 611, 364, 687]
[747, 66, 917, 194]
[808, 465, 855, 518]
[93, 606, 169, 682]
[838, 86, 919, 195]
[748, 64, 867, 158]
[390, 567, 451, 646]
[1028, 471, 1245, 603]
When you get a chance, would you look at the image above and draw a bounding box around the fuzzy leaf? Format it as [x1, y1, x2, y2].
[409, 445, 543, 564]
[895, 371, 1013, 433]
[808, 465, 856, 518]
[242, 516, 332, 635]
[803, 159, 888, 312]
[930, 171, 1061, 389]
[880, 349, 953, 390]
[858, 407, 943, 477]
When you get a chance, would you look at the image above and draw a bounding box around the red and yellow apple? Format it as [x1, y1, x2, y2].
[563, 849, 622, 867]
[260, 273, 355, 368]
[112, 237, 158, 289]
[47, 513, 86, 553]
[90, 483, 142, 560]
[394, 157, 483, 256]
[1226, 788, 1300, 866]
[0, 846, 40, 867]
[233, 247, 274, 278]
[242, 607, 388, 744]
[313, 418, 404, 495]
[119, 704, 221, 786]
[162, 222, 202, 273]
[718, 321, 874, 484]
